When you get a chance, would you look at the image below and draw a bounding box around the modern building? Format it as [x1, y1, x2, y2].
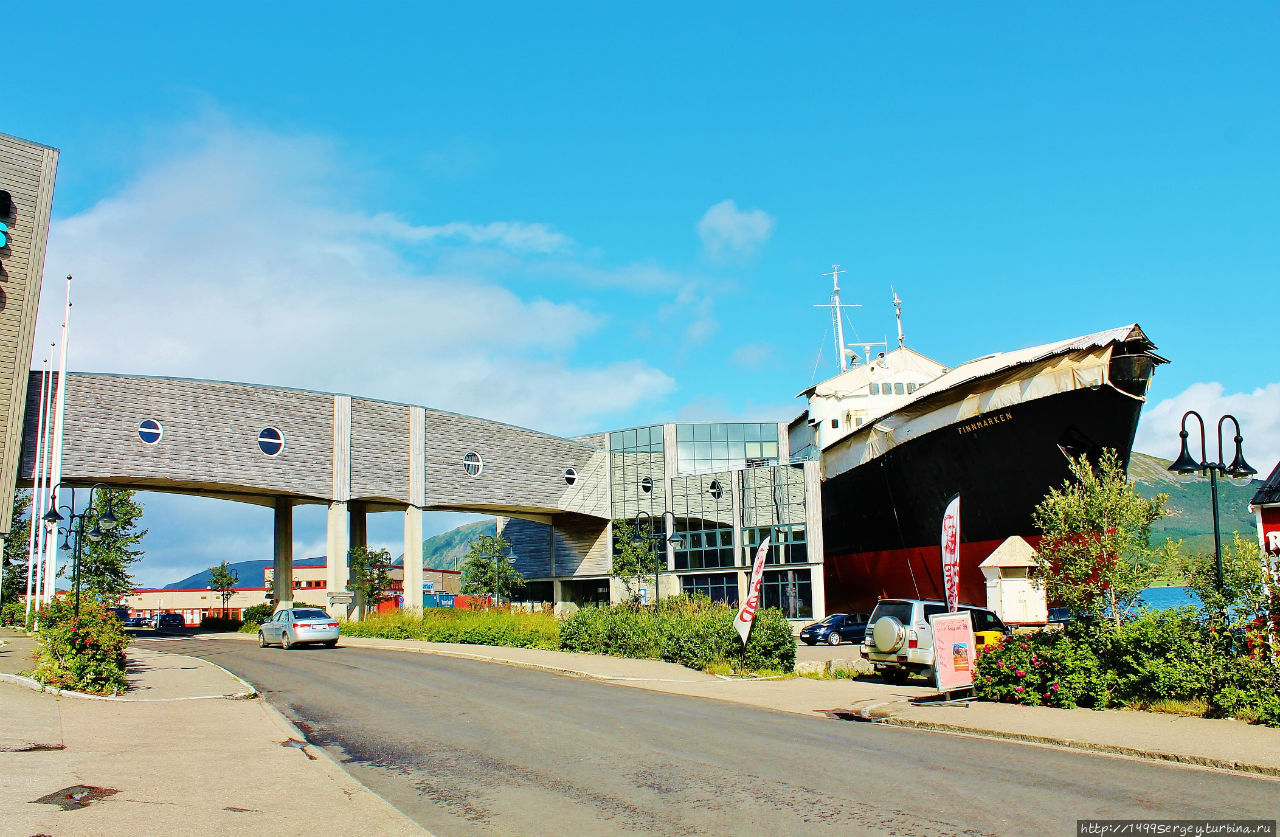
[124, 560, 463, 624]
[502, 421, 824, 621]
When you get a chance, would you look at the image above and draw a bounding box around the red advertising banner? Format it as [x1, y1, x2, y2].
[734, 537, 772, 646]
[940, 494, 961, 612]
[930, 611, 977, 692]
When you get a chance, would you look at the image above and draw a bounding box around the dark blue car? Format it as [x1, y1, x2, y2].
[799, 612, 871, 646]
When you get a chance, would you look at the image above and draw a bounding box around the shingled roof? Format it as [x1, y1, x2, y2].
[1252, 460, 1280, 507]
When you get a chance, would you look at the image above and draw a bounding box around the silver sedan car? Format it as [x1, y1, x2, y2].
[258, 607, 340, 649]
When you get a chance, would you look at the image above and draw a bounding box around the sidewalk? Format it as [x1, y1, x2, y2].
[0, 631, 425, 836]
[214, 631, 1280, 778]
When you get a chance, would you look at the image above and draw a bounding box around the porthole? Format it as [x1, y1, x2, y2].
[564, 467, 578, 486]
[258, 427, 285, 457]
[138, 419, 163, 445]
[640, 476, 653, 494]
[709, 479, 723, 500]
[463, 451, 484, 477]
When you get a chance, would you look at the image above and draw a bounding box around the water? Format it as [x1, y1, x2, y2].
[1136, 586, 1201, 611]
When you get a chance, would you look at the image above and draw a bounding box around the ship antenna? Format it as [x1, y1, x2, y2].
[815, 264, 859, 373]
[893, 286, 905, 349]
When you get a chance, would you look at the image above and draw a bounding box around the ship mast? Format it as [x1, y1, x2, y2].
[815, 265, 860, 373]
[893, 287, 905, 348]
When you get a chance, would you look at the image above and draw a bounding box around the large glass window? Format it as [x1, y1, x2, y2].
[681, 572, 739, 606]
[761, 568, 812, 619]
[671, 472, 735, 570]
[674, 422, 779, 475]
[744, 523, 808, 565]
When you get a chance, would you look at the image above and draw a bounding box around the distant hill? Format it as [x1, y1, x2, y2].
[1129, 451, 1259, 557]
[163, 557, 325, 590]
[420, 518, 496, 571]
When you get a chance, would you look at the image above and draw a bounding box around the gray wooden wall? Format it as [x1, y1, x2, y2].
[0, 133, 59, 530]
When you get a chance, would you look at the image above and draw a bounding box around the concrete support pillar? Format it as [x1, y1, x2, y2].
[349, 501, 368, 552]
[803, 460, 826, 621]
[326, 501, 351, 619]
[273, 498, 293, 611]
[403, 506, 423, 612]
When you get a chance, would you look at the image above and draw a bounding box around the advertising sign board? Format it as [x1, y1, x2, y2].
[929, 611, 977, 693]
[940, 494, 961, 612]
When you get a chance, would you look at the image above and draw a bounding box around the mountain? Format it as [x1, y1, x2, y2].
[419, 519, 496, 571]
[163, 557, 325, 590]
[1129, 451, 1259, 557]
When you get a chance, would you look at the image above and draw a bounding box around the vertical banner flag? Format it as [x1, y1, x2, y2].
[734, 537, 772, 646]
[941, 493, 961, 612]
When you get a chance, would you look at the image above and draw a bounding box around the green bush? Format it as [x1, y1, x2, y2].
[1105, 608, 1211, 703]
[560, 595, 795, 674]
[2, 600, 30, 629]
[32, 597, 132, 695]
[340, 607, 560, 649]
[975, 630, 1113, 709]
[240, 602, 276, 627]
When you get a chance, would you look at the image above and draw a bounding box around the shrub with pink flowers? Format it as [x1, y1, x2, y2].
[974, 630, 1113, 709]
[32, 596, 131, 695]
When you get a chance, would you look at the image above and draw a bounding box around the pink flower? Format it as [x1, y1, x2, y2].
[997, 661, 1005, 669]
[1015, 669, 1025, 677]
[1015, 686, 1025, 692]
[1051, 683, 1059, 691]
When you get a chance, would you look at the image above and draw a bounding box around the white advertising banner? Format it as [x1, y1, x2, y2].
[734, 537, 772, 646]
[941, 494, 961, 612]
[930, 610, 977, 692]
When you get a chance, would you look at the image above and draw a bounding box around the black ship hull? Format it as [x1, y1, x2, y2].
[821, 385, 1146, 614]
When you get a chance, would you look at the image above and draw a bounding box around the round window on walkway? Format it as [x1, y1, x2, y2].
[138, 419, 163, 445]
[258, 427, 285, 457]
[463, 451, 484, 477]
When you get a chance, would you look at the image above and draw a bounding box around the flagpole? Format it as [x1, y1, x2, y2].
[36, 344, 58, 608]
[45, 276, 72, 605]
[25, 354, 51, 623]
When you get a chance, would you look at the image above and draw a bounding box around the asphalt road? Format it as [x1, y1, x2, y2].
[157, 636, 1278, 837]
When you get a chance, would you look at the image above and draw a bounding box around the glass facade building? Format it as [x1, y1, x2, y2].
[605, 421, 823, 619]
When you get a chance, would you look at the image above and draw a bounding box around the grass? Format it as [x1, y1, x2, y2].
[1123, 697, 1211, 718]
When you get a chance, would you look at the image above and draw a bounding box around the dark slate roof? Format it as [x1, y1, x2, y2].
[1252, 460, 1280, 507]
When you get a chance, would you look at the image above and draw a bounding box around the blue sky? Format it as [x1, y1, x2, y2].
[8, 3, 1279, 585]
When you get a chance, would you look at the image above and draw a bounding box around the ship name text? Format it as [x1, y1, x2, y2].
[957, 412, 1013, 436]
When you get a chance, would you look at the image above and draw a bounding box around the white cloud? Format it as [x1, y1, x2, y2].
[1135, 381, 1280, 476]
[696, 199, 774, 261]
[731, 342, 773, 368]
[35, 124, 672, 435]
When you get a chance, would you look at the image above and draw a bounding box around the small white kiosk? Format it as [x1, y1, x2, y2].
[979, 536, 1048, 626]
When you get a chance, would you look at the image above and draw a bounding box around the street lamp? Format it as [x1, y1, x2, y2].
[633, 510, 682, 607]
[1168, 412, 1256, 591]
[41, 483, 118, 620]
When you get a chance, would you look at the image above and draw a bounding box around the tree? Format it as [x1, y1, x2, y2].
[459, 534, 524, 603]
[610, 520, 660, 604]
[1, 490, 32, 607]
[76, 489, 147, 603]
[349, 546, 393, 619]
[207, 561, 238, 618]
[1031, 449, 1178, 632]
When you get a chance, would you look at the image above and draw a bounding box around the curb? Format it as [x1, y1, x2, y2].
[867, 715, 1280, 779]
[0, 654, 258, 702]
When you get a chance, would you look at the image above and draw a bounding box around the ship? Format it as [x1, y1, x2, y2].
[788, 267, 1167, 614]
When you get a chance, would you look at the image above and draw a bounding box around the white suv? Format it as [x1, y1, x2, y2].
[860, 598, 1007, 684]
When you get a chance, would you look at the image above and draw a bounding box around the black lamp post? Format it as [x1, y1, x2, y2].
[633, 510, 682, 607]
[1168, 412, 1256, 591]
[42, 483, 118, 619]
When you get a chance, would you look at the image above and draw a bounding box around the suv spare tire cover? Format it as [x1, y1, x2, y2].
[872, 616, 906, 653]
